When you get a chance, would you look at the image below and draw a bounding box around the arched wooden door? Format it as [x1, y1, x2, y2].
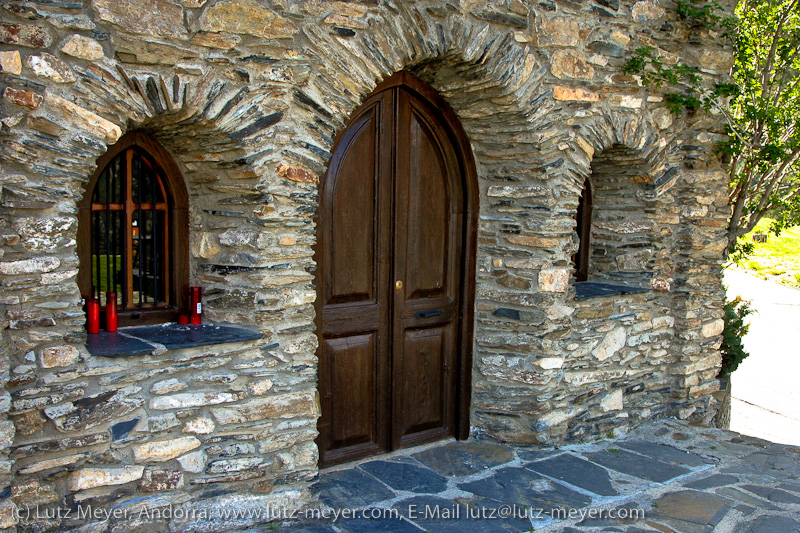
[315, 72, 477, 467]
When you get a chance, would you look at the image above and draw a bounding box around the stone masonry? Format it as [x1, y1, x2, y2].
[1, 0, 732, 530]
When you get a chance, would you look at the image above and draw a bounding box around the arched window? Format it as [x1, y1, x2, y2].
[78, 132, 189, 326]
[574, 177, 592, 282]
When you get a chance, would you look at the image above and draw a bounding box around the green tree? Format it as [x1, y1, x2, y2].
[624, 0, 800, 255]
[726, 0, 800, 250]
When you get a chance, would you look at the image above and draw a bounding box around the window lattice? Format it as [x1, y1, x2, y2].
[90, 148, 170, 310]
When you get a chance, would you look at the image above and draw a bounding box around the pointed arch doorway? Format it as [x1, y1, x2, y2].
[315, 72, 477, 467]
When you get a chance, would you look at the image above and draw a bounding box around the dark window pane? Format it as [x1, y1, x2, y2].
[131, 150, 164, 205]
[91, 210, 124, 306]
[131, 209, 167, 306]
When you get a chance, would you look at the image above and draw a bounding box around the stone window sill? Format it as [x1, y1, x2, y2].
[574, 281, 650, 301]
[85, 323, 264, 357]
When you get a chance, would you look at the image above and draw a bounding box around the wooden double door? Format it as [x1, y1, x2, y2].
[315, 73, 476, 467]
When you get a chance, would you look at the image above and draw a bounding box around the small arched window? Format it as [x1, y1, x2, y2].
[78, 132, 189, 326]
[574, 177, 592, 282]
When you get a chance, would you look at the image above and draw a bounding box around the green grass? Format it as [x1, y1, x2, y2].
[736, 218, 800, 287]
[92, 254, 123, 295]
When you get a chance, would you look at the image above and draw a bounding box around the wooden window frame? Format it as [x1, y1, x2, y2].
[77, 132, 189, 326]
[574, 177, 593, 282]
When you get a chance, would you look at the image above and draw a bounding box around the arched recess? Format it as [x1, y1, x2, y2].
[314, 72, 478, 467]
[583, 144, 662, 287]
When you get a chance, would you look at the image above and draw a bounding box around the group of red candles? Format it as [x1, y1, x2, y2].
[85, 287, 203, 333]
[85, 293, 115, 334]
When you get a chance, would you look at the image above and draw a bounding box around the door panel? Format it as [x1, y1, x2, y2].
[317, 76, 471, 468]
[325, 334, 378, 450]
[399, 327, 448, 438]
[325, 107, 379, 306]
[404, 105, 449, 300]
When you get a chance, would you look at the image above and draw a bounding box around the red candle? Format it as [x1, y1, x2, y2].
[178, 315, 188, 325]
[87, 299, 100, 334]
[189, 287, 202, 324]
[106, 292, 118, 332]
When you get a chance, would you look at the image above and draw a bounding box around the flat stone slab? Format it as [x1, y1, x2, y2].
[684, 473, 739, 490]
[457, 467, 591, 512]
[394, 495, 531, 533]
[277, 525, 338, 532]
[716, 487, 782, 510]
[647, 490, 731, 533]
[620, 440, 711, 467]
[87, 323, 263, 356]
[741, 484, 800, 503]
[336, 514, 424, 533]
[575, 500, 646, 527]
[517, 448, 560, 462]
[585, 449, 690, 483]
[359, 460, 447, 494]
[412, 441, 514, 477]
[574, 281, 649, 300]
[525, 453, 618, 496]
[122, 323, 263, 349]
[455, 494, 548, 530]
[86, 331, 155, 357]
[735, 516, 800, 533]
[778, 481, 800, 493]
[315, 468, 394, 509]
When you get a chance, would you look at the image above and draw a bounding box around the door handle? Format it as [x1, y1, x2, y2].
[415, 310, 443, 318]
[395, 280, 403, 290]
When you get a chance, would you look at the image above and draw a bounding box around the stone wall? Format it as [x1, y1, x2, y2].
[1, 0, 732, 530]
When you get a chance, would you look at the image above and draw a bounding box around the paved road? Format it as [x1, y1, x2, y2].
[724, 268, 800, 446]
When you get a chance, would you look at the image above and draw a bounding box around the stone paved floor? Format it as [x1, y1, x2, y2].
[253, 420, 800, 532]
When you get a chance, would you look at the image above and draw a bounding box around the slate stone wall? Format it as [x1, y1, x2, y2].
[1, 0, 732, 529]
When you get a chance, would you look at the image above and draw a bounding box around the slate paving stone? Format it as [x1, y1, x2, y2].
[455, 494, 551, 527]
[731, 452, 800, 478]
[575, 501, 646, 527]
[336, 514, 424, 533]
[359, 460, 447, 494]
[275, 524, 338, 532]
[778, 481, 800, 493]
[394, 495, 532, 533]
[734, 515, 800, 533]
[619, 441, 711, 467]
[412, 441, 514, 477]
[715, 487, 782, 511]
[733, 503, 756, 515]
[684, 474, 739, 490]
[585, 449, 690, 483]
[518, 448, 560, 462]
[315, 468, 394, 509]
[646, 490, 731, 533]
[525, 452, 619, 496]
[457, 466, 591, 512]
[741, 484, 800, 503]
